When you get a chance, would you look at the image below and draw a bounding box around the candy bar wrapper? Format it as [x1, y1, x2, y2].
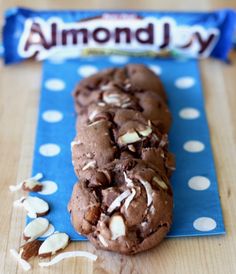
[234, 10, 236, 48]
[3, 7, 236, 64]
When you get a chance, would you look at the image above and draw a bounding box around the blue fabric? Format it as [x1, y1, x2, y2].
[29, 56, 225, 240]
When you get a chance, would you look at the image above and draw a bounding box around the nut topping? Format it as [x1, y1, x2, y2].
[138, 126, 152, 137]
[23, 218, 49, 241]
[22, 196, 49, 218]
[38, 232, 70, 258]
[22, 179, 43, 192]
[128, 145, 136, 152]
[9, 173, 43, 192]
[118, 131, 141, 145]
[109, 215, 126, 240]
[20, 240, 42, 261]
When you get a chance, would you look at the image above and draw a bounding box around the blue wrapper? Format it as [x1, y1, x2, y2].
[233, 10, 236, 48]
[3, 7, 236, 64]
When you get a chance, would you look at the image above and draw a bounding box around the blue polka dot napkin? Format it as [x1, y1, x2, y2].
[29, 56, 225, 240]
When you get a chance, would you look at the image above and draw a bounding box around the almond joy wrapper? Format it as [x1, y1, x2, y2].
[3, 7, 236, 64]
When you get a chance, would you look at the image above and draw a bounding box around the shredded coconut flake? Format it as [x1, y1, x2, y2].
[89, 109, 99, 121]
[9, 173, 43, 192]
[88, 120, 103, 127]
[70, 141, 81, 150]
[141, 222, 148, 227]
[98, 102, 105, 107]
[139, 179, 153, 207]
[153, 177, 168, 190]
[124, 188, 136, 209]
[123, 172, 134, 187]
[13, 196, 25, 207]
[150, 205, 156, 215]
[98, 234, 108, 247]
[107, 190, 131, 213]
[32, 173, 43, 181]
[9, 183, 23, 192]
[10, 249, 32, 271]
[39, 251, 97, 267]
[82, 160, 96, 171]
[121, 102, 132, 108]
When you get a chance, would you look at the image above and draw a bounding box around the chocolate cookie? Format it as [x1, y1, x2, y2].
[68, 64, 175, 254]
[74, 64, 171, 133]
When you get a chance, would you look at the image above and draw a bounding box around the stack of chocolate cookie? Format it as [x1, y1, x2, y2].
[68, 64, 175, 254]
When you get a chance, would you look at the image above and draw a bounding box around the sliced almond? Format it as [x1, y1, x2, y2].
[153, 177, 168, 190]
[139, 179, 153, 207]
[23, 218, 49, 241]
[20, 240, 42, 261]
[128, 144, 136, 152]
[38, 233, 69, 258]
[22, 179, 43, 192]
[118, 131, 141, 145]
[22, 197, 49, 218]
[109, 215, 126, 240]
[9, 173, 43, 192]
[138, 126, 152, 137]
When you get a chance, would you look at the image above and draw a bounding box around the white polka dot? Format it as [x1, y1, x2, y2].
[109, 55, 129, 64]
[39, 144, 61, 157]
[179, 108, 200, 119]
[193, 217, 216, 231]
[78, 65, 98, 77]
[40, 224, 55, 238]
[45, 79, 65, 91]
[183, 141, 205, 153]
[175, 77, 195, 89]
[39, 181, 58, 195]
[188, 176, 210, 190]
[42, 110, 63, 123]
[149, 65, 162, 75]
